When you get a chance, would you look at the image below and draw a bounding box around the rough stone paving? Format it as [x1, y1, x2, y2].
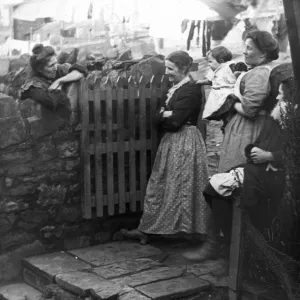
[0, 240, 229, 300]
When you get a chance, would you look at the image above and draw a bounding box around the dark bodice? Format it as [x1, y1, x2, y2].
[20, 63, 86, 119]
[250, 116, 286, 167]
[155, 82, 203, 132]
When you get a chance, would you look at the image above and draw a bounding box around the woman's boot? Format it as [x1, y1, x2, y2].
[120, 229, 148, 245]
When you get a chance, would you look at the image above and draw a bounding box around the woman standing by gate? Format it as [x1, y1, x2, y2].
[121, 51, 209, 244]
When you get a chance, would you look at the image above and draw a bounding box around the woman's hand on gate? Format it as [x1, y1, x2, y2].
[49, 79, 62, 90]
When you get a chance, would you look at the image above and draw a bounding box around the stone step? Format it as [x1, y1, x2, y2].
[22, 241, 162, 291]
[135, 276, 210, 300]
[20, 241, 214, 299]
[22, 251, 91, 291]
[68, 241, 162, 266]
[0, 282, 42, 300]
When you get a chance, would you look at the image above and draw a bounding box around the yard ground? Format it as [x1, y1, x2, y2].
[0, 238, 229, 300]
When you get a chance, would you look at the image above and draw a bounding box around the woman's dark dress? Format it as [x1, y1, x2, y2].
[204, 114, 286, 238]
[138, 81, 210, 235]
[242, 115, 285, 230]
[20, 63, 86, 120]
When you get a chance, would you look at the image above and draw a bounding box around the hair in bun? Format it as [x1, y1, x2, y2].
[166, 51, 193, 74]
[32, 44, 44, 55]
[245, 30, 279, 62]
[30, 43, 56, 73]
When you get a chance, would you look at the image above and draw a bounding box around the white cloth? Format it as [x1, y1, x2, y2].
[202, 61, 237, 119]
[270, 100, 287, 128]
[210, 167, 244, 197]
[165, 76, 190, 106]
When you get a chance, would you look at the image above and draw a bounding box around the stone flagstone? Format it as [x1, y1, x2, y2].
[93, 257, 162, 279]
[112, 266, 184, 288]
[200, 274, 228, 287]
[22, 251, 91, 281]
[118, 291, 151, 300]
[186, 259, 228, 277]
[0, 283, 42, 300]
[148, 253, 169, 263]
[135, 275, 210, 300]
[23, 267, 54, 291]
[55, 270, 123, 299]
[41, 284, 79, 300]
[69, 241, 162, 266]
[162, 253, 189, 266]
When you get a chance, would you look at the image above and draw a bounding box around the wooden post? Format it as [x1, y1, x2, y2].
[228, 197, 242, 300]
[283, 0, 300, 105]
[138, 75, 147, 210]
[80, 78, 92, 219]
[116, 76, 126, 214]
[94, 77, 104, 217]
[105, 77, 115, 216]
[128, 76, 137, 212]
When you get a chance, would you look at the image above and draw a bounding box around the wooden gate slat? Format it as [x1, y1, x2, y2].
[80, 78, 92, 219]
[80, 74, 166, 217]
[117, 77, 126, 214]
[105, 78, 115, 216]
[150, 75, 160, 164]
[88, 140, 154, 154]
[160, 74, 170, 100]
[94, 78, 103, 217]
[138, 76, 148, 209]
[128, 76, 137, 212]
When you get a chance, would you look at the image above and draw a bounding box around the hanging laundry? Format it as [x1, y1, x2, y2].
[181, 19, 189, 34]
[202, 21, 206, 57]
[87, 1, 93, 19]
[187, 20, 196, 51]
[207, 21, 212, 52]
[196, 20, 201, 46]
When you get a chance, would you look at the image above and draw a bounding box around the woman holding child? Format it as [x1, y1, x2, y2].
[199, 31, 280, 172]
[183, 30, 283, 261]
[218, 30, 280, 172]
[183, 71, 293, 262]
[121, 51, 209, 244]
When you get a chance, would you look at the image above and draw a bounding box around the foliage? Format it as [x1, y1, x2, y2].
[276, 103, 300, 258]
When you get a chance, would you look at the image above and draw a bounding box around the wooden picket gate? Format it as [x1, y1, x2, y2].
[79, 75, 169, 219]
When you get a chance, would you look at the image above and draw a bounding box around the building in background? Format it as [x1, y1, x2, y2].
[0, 0, 287, 58]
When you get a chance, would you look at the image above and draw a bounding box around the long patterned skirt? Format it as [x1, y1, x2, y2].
[138, 126, 209, 235]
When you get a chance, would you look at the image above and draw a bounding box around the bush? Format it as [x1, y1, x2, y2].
[278, 103, 300, 258]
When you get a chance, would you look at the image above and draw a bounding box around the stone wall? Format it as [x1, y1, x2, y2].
[0, 85, 141, 283]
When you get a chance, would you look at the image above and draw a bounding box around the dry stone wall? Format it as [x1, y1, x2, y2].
[0, 85, 140, 284]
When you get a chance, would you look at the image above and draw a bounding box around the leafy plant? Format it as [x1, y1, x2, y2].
[278, 102, 300, 258]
